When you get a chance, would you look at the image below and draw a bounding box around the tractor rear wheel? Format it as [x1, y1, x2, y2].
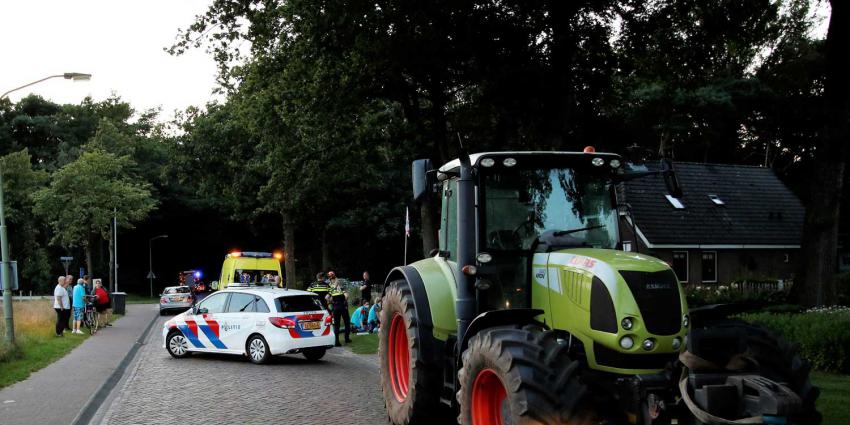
[379, 279, 445, 425]
[457, 325, 596, 425]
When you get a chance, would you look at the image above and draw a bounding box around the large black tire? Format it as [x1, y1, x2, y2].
[698, 321, 821, 425]
[379, 279, 446, 425]
[457, 325, 596, 425]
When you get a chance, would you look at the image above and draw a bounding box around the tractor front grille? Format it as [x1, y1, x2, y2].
[593, 343, 676, 370]
[619, 270, 682, 336]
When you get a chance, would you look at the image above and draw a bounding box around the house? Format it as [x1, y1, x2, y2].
[618, 162, 805, 285]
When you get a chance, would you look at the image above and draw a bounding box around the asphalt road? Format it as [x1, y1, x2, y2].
[96, 315, 388, 425]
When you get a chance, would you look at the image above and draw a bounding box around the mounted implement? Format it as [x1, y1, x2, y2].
[379, 150, 819, 425]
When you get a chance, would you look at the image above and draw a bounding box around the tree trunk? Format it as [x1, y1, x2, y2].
[282, 213, 297, 289]
[321, 227, 331, 271]
[84, 234, 93, 284]
[794, 1, 850, 307]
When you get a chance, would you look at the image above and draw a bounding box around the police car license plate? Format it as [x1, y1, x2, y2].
[301, 321, 320, 330]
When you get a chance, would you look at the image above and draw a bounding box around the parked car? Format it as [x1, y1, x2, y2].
[159, 286, 194, 316]
[162, 285, 334, 363]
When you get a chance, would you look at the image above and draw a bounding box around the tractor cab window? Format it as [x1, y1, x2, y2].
[482, 168, 618, 251]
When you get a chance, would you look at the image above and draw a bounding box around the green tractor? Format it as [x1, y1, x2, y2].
[379, 151, 819, 425]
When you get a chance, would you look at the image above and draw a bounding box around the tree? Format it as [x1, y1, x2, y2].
[794, 0, 850, 306]
[32, 150, 157, 291]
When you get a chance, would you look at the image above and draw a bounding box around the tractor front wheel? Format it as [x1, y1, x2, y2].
[379, 279, 445, 425]
[458, 325, 596, 425]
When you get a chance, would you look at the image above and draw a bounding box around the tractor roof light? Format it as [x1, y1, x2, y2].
[584, 146, 596, 153]
[642, 338, 656, 351]
[503, 157, 517, 167]
[621, 317, 634, 331]
[610, 159, 621, 168]
[619, 336, 634, 350]
[592, 157, 605, 167]
[476, 252, 493, 264]
[480, 158, 495, 167]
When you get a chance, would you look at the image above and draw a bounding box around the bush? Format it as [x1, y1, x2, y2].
[740, 306, 850, 374]
[685, 284, 788, 308]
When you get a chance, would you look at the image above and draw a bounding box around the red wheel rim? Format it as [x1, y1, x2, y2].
[471, 368, 508, 425]
[388, 313, 410, 402]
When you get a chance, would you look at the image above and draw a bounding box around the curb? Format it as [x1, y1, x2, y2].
[70, 310, 160, 425]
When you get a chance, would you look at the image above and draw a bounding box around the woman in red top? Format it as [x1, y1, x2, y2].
[94, 280, 112, 327]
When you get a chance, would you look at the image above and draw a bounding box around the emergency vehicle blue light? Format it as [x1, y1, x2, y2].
[195, 271, 202, 279]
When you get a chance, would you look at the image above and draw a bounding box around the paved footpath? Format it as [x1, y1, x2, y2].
[0, 303, 159, 425]
[95, 315, 388, 425]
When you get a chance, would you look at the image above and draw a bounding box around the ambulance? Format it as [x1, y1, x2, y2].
[213, 251, 283, 290]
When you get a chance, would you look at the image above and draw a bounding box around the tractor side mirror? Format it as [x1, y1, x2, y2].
[661, 158, 683, 198]
[412, 159, 435, 202]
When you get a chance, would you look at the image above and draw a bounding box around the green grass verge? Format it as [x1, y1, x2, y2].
[347, 332, 379, 355]
[0, 331, 91, 389]
[125, 293, 159, 304]
[813, 372, 850, 423]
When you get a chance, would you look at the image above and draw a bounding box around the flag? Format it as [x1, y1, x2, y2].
[405, 207, 411, 237]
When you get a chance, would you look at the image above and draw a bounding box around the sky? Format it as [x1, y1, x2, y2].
[0, 0, 220, 121]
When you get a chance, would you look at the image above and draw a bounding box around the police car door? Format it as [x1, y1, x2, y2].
[221, 292, 257, 352]
[189, 292, 230, 352]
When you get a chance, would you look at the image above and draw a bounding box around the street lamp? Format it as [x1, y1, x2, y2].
[149, 235, 168, 298]
[1, 72, 92, 344]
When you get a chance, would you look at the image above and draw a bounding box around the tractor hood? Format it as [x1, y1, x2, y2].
[532, 248, 689, 374]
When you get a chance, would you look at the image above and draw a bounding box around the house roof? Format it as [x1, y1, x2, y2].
[621, 162, 805, 247]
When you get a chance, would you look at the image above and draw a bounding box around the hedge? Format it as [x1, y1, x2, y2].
[740, 306, 850, 374]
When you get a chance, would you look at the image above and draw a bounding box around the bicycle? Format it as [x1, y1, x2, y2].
[82, 295, 99, 335]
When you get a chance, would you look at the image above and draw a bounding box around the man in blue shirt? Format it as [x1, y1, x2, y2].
[72, 281, 87, 334]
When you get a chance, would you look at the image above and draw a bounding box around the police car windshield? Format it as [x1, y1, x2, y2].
[275, 295, 322, 313]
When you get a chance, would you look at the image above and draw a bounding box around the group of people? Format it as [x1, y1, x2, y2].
[52, 274, 112, 337]
[307, 270, 380, 347]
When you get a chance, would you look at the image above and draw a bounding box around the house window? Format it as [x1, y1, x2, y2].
[622, 241, 633, 252]
[701, 251, 717, 283]
[665, 194, 685, 209]
[672, 251, 688, 283]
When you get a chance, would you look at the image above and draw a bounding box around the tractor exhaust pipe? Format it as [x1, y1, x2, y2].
[455, 152, 476, 347]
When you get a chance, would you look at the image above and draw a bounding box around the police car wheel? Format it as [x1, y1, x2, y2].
[303, 348, 326, 361]
[247, 335, 270, 364]
[166, 331, 191, 358]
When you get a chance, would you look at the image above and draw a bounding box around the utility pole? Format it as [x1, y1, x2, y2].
[1, 171, 13, 343]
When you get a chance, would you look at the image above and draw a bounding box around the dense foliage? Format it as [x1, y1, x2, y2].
[0, 1, 845, 297]
[742, 307, 850, 373]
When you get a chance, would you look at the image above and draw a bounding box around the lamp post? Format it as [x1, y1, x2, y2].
[149, 235, 168, 299]
[1, 72, 92, 344]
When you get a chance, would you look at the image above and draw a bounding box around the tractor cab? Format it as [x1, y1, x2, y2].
[433, 151, 624, 312]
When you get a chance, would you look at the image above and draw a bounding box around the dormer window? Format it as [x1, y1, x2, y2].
[665, 194, 685, 209]
[708, 194, 725, 205]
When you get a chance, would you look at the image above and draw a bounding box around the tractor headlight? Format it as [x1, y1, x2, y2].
[476, 252, 493, 263]
[610, 159, 621, 168]
[481, 158, 495, 167]
[672, 337, 682, 350]
[503, 157, 517, 167]
[682, 314, 689, 328]
[642, 338, 656, 351]
[592, 157, 605, 167]
[619, 336, 634, 350]
[621, 317, 634, 331]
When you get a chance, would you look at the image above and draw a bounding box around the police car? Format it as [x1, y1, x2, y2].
[162, 285, 334, 363]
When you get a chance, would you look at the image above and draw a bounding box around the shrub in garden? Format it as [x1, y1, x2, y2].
[740, 306, 850, 373]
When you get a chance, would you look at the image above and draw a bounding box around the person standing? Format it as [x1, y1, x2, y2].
[359, 271, 372, 306]
[326, 271, 351, 346]
[308, 272, 331, 310]
[53, 276, 69, 336]
[94, 280, 112, 327]
[72, 278, 87, 334]
[64, 275, 74, 331]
